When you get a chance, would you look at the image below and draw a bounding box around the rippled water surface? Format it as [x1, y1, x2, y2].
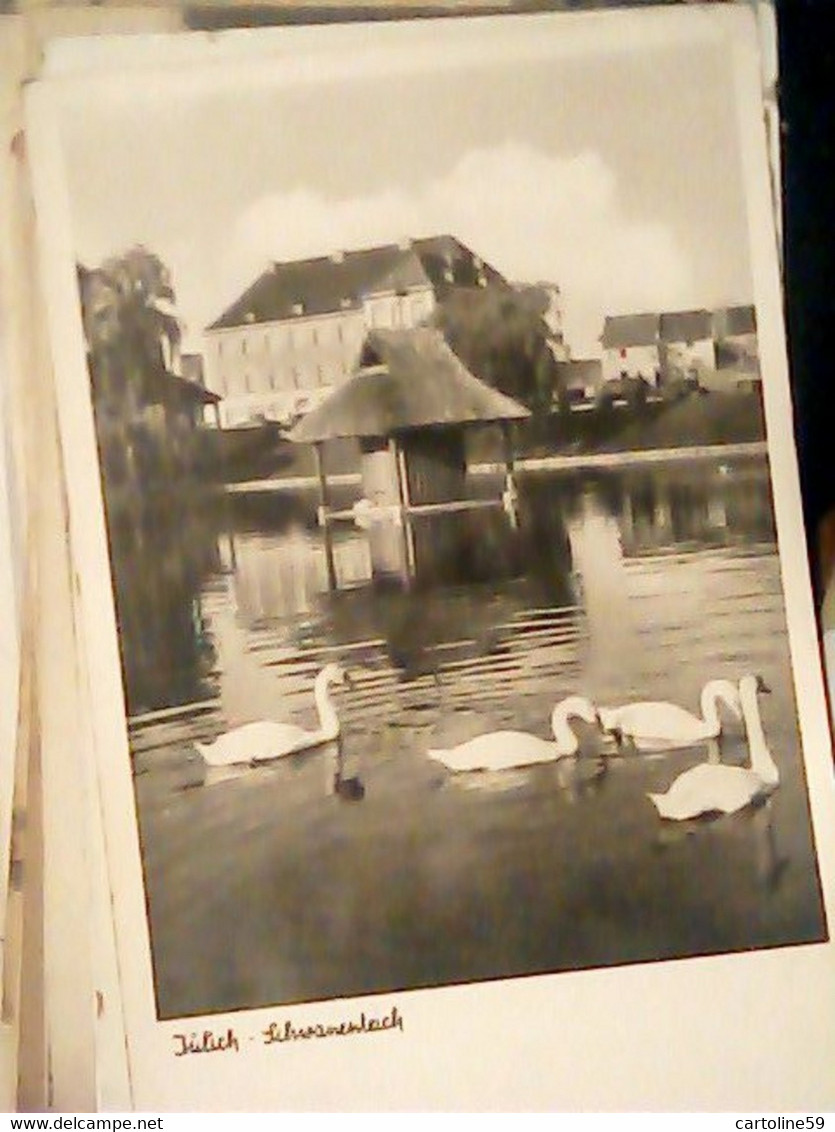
[117, 456, 826, 1018]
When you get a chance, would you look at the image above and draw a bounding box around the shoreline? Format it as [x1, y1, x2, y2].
[224, 440, 768, 494]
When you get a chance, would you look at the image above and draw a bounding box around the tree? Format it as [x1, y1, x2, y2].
[79, 246, 181, 410]
[78, 247, 189, 492]
[430, 285, 560, 414]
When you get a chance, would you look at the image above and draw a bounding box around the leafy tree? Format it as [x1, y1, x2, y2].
[79, 245, 181, 410]
[431, 285, 561, 414]
[78, 247, 191, 492]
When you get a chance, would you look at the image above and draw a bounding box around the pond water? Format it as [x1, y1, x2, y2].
[117, 455, 827, 1019]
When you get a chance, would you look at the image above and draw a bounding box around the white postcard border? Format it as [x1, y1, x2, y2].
[26, 6, 835, 1111]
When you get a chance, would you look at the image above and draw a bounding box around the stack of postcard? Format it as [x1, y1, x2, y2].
[2, 0, 835, 1112]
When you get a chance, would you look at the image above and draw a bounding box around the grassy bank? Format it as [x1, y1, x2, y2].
[537, 388, 765, 456]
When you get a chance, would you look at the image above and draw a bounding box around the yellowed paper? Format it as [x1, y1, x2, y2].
[26, 6, 835, 1111]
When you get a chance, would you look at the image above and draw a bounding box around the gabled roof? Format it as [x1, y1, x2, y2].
[207, 245, 402, 331]
[660, 309, 713, 343]
[716, 304, 757, 337]
[289, 327, 529, 443]
[602, 313, 659, 349]
[206, 236, 507, 331]
[364, 247, 434, 297]
[410, 235, 506, 293]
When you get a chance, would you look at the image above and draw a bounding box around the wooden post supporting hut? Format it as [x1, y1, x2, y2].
[289, 328, 530, 581]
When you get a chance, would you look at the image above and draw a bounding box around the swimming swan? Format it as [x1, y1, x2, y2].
[598, 679, 742, 752]
[351, 498, 403, 530]
[427, 695, 600, 773]
[647, 674, 776, 821]
[195, 664, 349, 767]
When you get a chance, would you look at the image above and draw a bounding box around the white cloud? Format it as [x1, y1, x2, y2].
[212, 143, 694, 356]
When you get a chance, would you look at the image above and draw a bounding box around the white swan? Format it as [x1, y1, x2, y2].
[427, 695, 599, 773]
[598, 679, 742, 751]
[647, 674, 776, 821]
[351, 498, 403, 530]
[195, 664, 349, 767]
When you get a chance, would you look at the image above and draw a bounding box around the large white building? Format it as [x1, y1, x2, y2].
[203, 235, 507, 428]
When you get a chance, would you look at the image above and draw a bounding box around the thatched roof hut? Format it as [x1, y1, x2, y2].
[289, 328, 529, 444]
[289, 328, 529, 586]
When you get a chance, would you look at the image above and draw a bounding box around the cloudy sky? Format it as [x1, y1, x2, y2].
[57, 13, 755, 356]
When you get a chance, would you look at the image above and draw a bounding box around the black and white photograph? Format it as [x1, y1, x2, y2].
[24, 5, 835, 1109]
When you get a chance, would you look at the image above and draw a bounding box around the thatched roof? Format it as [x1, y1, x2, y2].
[289, 328, 529, 443]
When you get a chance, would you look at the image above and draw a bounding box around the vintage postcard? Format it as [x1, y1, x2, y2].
[1, 15, 27, 1061]
[26, 5, 835, 1110]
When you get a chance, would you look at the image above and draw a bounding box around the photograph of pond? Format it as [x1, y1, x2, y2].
[57, 14, 826, 1019]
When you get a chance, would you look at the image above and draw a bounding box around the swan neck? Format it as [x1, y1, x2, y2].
[314, 672, 340, 740]
[740, 683, 777, 783]
[700, 682, 734, 729]
[550, 708, 579, 755]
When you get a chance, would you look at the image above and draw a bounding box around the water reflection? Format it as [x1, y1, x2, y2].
[448, 752, 610, 803]
[113, 458, 778, 719]
[566, 501, 631, 685]
[107, 502, 220, 714]
[652, 795, 789, 894]
[118, 455, 825, 1017]
[615, 463, 776, 555]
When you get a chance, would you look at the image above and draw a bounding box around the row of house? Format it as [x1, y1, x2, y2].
[201, 235, 522, 429]
[553, 305, 759, 404]
[600, 305, 758, 386]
